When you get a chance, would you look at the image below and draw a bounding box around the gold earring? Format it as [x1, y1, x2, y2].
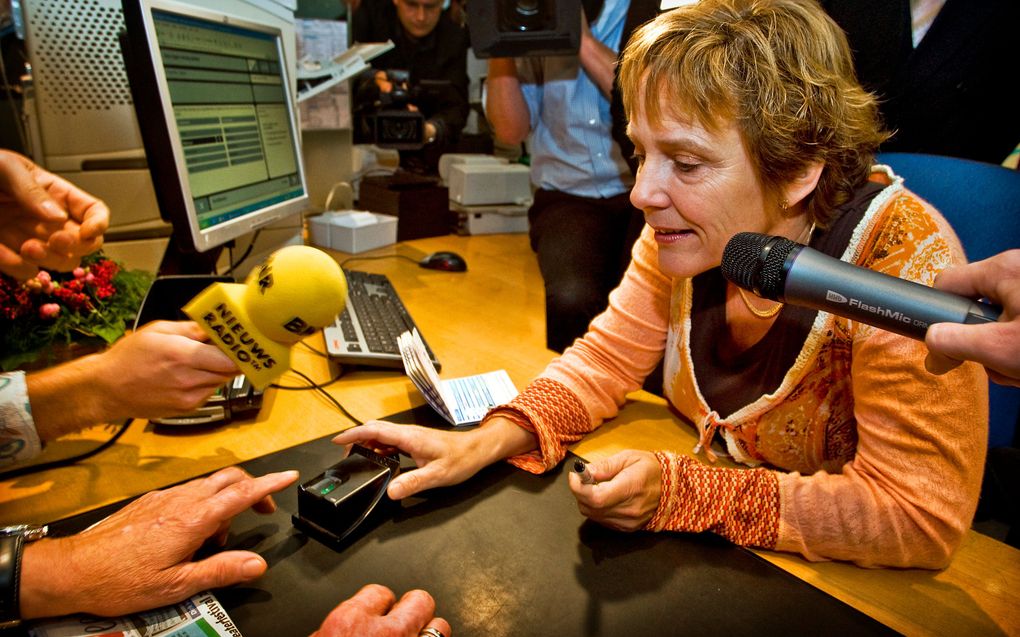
[779, 199, 789, 211]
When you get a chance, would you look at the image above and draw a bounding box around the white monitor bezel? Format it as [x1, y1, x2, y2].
[132, 0, 309, 254]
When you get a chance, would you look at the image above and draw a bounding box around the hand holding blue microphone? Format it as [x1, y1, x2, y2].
[721, 233, 1016, 385]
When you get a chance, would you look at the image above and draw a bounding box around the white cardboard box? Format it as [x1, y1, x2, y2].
[308, 210, 397, 253]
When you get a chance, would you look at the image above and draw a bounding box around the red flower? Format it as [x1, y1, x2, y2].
[53, 282, 92, 312]
[0, 278, 32, 320]
[91, 259, 119, 284]
[94, 282, 117, 299]
[39, 303, 61, 319]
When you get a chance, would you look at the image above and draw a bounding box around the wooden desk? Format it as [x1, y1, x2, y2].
[1, 233, 1017, 636]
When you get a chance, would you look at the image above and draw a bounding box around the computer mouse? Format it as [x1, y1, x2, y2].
[419, 251, 467, 272]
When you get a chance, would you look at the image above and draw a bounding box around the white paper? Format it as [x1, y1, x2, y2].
[296, 19, 351, 130]
[398, 329, 518, 426]
[329, 210, 379, 227]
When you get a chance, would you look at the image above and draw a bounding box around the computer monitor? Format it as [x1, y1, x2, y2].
[121, 0, 308, 267]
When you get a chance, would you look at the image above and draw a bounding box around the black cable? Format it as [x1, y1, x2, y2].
[339, 253, 420, 269]
[224, 229, 262, 276]
[281, 368, 363, 426]
[299, 341, 330, 358]
[270, 372, 344, 390]
[0, 419, 132, 481]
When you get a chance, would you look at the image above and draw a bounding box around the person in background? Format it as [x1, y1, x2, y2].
[334, 0, 988, 569]
[485, 0, 644, 353]
[351, 0, 470, 174]
[818, 0, 1019, 165]
[0, 150, 452, 637]
[926, 249, 1020, 387]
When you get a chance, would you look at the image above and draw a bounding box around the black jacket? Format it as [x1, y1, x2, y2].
[821, 0, 1019, 164]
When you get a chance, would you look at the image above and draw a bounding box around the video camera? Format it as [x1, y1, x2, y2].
[353, 69, 426, 150]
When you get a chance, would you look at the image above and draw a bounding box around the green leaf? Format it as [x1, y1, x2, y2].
[91, 322, 126, 344]
[1, 350, 42, 372]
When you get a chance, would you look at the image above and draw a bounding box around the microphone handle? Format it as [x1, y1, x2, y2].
[780, 246, 1002, 340]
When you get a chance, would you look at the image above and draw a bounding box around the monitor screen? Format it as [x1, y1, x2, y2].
[122, 0, 308, 255]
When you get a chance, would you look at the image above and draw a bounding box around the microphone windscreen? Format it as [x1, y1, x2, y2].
[721, 231, 769, 291]
[183, 245, 347, 389]
[243, 245, 348, 343]
[721, 232, 799, 300]
[758, 235, 798, 299]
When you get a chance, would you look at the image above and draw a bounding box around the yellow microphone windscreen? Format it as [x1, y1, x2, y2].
[244, 245, 348, 343]
[184, 245, 348, 389]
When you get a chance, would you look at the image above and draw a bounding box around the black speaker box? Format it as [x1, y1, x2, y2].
[357, 174, 454, 241]
[468, 0, 581, 58]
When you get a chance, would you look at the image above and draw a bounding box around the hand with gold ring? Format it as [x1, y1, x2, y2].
[310, 584, 451, 637]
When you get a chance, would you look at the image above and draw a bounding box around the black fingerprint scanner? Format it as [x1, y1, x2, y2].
[292, 445, 400, 547]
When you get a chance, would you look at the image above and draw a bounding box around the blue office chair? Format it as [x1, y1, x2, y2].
[877, 152, 1020, 449]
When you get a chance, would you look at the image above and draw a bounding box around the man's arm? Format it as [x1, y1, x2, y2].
[484, 58, 532, 145]
[19, 468, 297, 619]
[25, 321, 238, 441]
[578, 10, 618, 98]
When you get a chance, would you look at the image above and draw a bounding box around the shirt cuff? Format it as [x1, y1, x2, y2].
[0, 371, 43, 465]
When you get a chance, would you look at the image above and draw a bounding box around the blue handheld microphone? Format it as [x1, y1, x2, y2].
[721, 232, 1001, 340]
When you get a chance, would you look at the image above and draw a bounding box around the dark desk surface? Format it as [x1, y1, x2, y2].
[51, 415, 894, 637]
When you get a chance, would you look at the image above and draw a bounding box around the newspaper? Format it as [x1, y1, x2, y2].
[28, 592, 242, 637]
[398, 329, 518, 426]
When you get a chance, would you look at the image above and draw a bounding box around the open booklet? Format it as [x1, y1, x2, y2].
[398, 329, 518, 426]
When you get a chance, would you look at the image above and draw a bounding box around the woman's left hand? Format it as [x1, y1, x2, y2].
[568, 450, 662, 532]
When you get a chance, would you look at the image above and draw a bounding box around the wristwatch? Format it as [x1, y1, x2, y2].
[0, 524, 48, 629]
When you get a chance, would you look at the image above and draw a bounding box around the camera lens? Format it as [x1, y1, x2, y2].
[515, 0, 539, 16]
[381, 118, 418, 141]
[499, 0, 548, 32]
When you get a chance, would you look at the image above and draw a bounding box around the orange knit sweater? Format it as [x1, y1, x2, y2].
[485, 168, 988, 568]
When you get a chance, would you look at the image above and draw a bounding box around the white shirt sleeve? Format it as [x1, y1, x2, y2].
[0, 371, 43, 465]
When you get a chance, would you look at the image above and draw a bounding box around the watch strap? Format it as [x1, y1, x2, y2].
[0, 533, 24, 627]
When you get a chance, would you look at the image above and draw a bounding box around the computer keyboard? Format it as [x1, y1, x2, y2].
[323, 269, 441, 370]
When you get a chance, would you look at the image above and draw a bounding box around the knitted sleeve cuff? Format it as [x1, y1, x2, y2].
[481, 377, 592, 474]
[645, 451, 781, 549]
